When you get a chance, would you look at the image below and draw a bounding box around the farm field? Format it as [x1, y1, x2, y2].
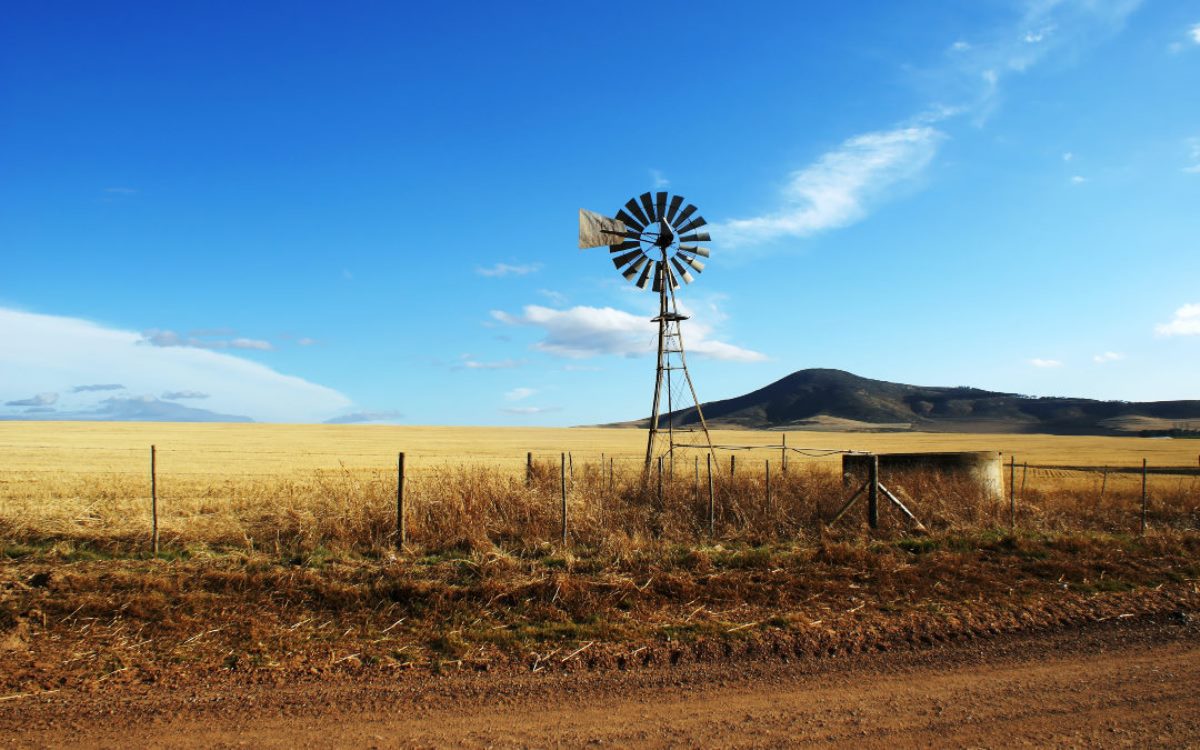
[2, 420, 1198, 746]
[3, 421, 1199, 473]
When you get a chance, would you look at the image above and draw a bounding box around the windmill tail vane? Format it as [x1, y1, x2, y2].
[578, 191, 717, 472]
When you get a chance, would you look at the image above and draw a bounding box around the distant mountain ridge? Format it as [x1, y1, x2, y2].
[621, 369, 1200, 435]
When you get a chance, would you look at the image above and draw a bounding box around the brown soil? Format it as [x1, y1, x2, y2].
[2, 614, 1197, 748]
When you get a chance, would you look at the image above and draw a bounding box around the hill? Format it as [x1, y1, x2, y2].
[622, 368, 1200, 435]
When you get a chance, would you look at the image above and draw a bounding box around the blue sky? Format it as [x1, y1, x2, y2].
[2, 1, 1198, 425]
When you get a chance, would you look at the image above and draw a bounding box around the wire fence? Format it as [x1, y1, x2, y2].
[1, 443, 1198, 556]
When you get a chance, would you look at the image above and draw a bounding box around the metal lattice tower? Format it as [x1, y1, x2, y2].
[578, 192, 717, 471]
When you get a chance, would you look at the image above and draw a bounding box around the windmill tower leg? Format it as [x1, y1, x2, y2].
[644, 262, 717, 473]
[645, 263, 668, 469]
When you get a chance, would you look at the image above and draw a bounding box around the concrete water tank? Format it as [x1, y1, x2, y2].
[842, 451, 1003, 503]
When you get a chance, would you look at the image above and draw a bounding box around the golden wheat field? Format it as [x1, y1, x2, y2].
[3, 421, 1199, 473]
[0, 421, 1197, 557]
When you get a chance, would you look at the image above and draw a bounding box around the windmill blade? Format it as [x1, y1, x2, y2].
[615, 208, 644, 233]
[609, 240, 640, 253]
[635, 261, 654, 289]
[622, 255, 649, 281]
[655, 192, 667, 222]
[674, 203, 697, 227]
[679, 254, 706, 273]
[611, 249, 643, 269]
[670, 257, 695, 284]
[679, 244, 710, 258]
[639, 192, 657, 223]
[678, 216, 707, 235]
[679, 231, 711, 244]
[651, 260, 664, 292]
[665, 195, 684, 223]
[624, 199, 650, 227]
[578, 209, 628, 249]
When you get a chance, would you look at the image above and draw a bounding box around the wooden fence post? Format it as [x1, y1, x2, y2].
[560, 453, 567, 545]
[396, 452, 406, 547]
[765, 459, 772, 520]
[1100, 465, 1108, 503]
[526, 451, 533, 487]
[150, 445, 158, 556]
[867, 454, 879, 530]
[1009, 455, 1016, 531]
[569, 452, 574, 490]
[693, 455, 699, 498]
[730, 454, 736, 477]
[1140, 458, 1148, 535]
[781, 433, 788, 474]
[707, 453, 714, 539]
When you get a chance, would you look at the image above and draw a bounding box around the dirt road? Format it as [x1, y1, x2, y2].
[4, 616, 1198, 748]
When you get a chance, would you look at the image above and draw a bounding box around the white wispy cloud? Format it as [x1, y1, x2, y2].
[457, 354, 522, 370]
[1029, 358, 1063, 368]
[475, 262, 542, 278]
[504, 387, 536, 401]
[1191, 23, 1200, 44]
[538, 289, 568, 305]
[1092, 351, 1124, 364]
[0, 307, 350, 422]
[947, 1, 1141, 109]
[1023, 25, 1055, 44]
[1184, 137, 1200, 174]
[704, 2, 1140, 252]
[500, 405, 562, 415]
[714, 125, 943, 247]
[650, 169, 669, 188]
[491, 304, 766, 362]
[1070, 175, 1087, 184]
[1155, 303, 1200, 337]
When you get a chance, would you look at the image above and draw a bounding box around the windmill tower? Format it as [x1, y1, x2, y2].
[578, 192, 716, 470]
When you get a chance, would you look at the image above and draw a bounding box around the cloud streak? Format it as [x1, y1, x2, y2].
[475, 263, 542, 278]
[71, 384, 124, 393]
[142, 329, 274, 351]
[500, 405, 561, 415]
[492, 305, 766, 362]
[713, 126, 943, 247]
[711, 1, 1142, 250]
[1, 308, 350, 422]
[1029, 358, 1063, 368]
[162, 390, 209, 400]
[323, 410, 404, 424]
[5, 392, 58, 407]
[1155, 303, 1200, 337]
[457, 355, 522, 370]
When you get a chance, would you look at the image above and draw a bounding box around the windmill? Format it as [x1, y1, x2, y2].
[579, 192, 717, 470]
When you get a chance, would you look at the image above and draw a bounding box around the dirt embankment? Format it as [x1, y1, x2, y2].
[2, 615, 1198, 748]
